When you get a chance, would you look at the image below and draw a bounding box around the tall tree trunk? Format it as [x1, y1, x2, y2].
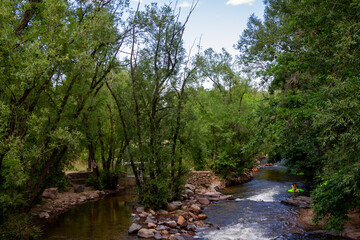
[23, 146, 68, 212]
[88, 142, 95, 171]
[130, 18, 146, 183]
[212, 126, 217, 162]
[106, 82, 143, 191]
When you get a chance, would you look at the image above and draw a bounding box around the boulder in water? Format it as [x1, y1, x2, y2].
[137, 228, 155, 238]
[128, 223, 142, 234]
[281, 196, 312, 208]
[198, 197, 210, 205]
[170, 235, 185, 240]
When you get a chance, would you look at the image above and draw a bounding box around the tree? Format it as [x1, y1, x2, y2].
[0, 0, 129, 234]
[237, 0, 360, 230]
[105, 2, 198, 208]
[184, 48, 260, 177]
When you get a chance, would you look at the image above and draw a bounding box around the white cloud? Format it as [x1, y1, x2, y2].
[178, 1, 192, 8]
[226, 0, 255, 6]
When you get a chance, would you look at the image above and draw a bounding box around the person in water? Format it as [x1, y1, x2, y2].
[291, 183, 299, 192]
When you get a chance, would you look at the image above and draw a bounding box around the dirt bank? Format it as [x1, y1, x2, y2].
[297, 208, 360, 239]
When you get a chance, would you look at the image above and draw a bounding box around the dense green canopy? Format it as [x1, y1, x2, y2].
[238, 0, 360, 230]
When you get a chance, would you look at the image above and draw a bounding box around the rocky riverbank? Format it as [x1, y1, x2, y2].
[128, 183, 236, 240]
[30, 186, 114, 225]
[281, 196, 360, 239]
[30, 170, 254, 239]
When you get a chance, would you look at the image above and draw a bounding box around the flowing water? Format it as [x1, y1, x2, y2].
[43, 167, 347, 240]
[196, 166, 345, 240]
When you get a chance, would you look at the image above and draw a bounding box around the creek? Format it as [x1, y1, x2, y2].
[43, 166, 346, 240]
[195, 166, 345, 240]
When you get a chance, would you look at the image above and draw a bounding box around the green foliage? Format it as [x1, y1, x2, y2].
[140, 175, 171, 209]
[0, 213, 42, 240]
[184, 49, 262, 175]
[100, 169, 120, 190]
[312, 163, 360, 231]
[85, 174, 103, 190]
[238, 0, 360, 230]
[0, 0, 128, 228]
[44, 166, 69, 193]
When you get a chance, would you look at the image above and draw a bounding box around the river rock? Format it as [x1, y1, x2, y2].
[188, 211, 198, 220]
[169, 228, 180, 234]
[190, 204, 201, 213]
[74, 185, 84, 193]
[170, 235, 185, 240]
[198, 197, 210, 205]
[186, 223, 196, 231]
[185, 184, 196, 191]
[181, 205, 189, 211]
[139, 212, 148, 218]
[156, 225, 167, 231]
[136, 206, 145, 213]
[42, 188, 58, 199]
[154, 232, 162, 240]
[167, 220, 177, 228]
[88, 192, 99, 199]
[149, 209, 156, 215]
[145, 216, 156, 224]
[148, 222, 156, 228]
[177, 216, 187, 227]
[128, 223, 142, 234]
[79, 196, 87, 202]
[209, 184, 219, 191]
[167, 202, 177, 212]
[219, 195, 234, 200]
[204, 191, 221, 197]
[172, 201, 183, 208]
[198, 214, 207, 220]
[157, 209, 169, 215]
[39, 212, 50, 218]
[281, 196, 312, 208]
[195, 221, 206, 227]
[208, 197, 220, 201]
[137, 228, 155, 238]
[185, 189, 194, 196]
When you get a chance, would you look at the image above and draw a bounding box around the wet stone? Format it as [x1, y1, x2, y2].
[170, 235, 185, 240]
[198, 197, 210, 205]
[156, 225, 167, 231]
[169, 228, 180, 234]
[137, 228, 155, 238]
[128, 223, 142, 234]
[154, 232, 162, 240]
[167, 220, 177, 228]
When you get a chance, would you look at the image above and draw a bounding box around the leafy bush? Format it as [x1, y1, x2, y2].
[140, 176, 170, 209]
[45, 166, 69, 193]
[100, 170, 119, 190]
[0, 214, 42, 240]
[85, 174, 103, 190]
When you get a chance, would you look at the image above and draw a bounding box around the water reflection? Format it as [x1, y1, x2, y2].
[42, 189, 137, 240]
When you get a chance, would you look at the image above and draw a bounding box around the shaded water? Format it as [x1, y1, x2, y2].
[42, 189, 137, 240]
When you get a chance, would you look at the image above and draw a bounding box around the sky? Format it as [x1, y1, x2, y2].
[130, 0, 265, 56]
